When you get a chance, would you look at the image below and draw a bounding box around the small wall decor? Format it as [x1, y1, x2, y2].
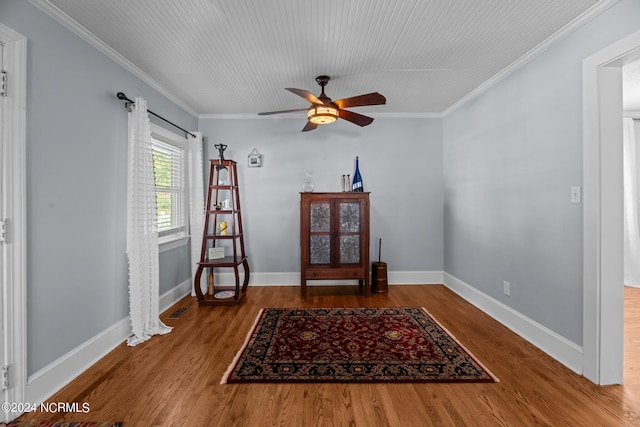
[248, 148, 263, 167]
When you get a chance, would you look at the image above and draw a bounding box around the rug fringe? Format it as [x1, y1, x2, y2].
[221, 308, 265, 384]
[420, 307, 500, 383]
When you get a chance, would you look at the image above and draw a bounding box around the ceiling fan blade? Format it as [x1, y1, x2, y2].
[334, 92, 386, 109]
[338, 109, 374, 127]
[258, 108, 309, 116]
[286, 88, 324, 105]
[302, 121, 318, 132]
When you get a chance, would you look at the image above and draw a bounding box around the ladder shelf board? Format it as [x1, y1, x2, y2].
[199, 255, 248, 268]
[209, 185, 237, 190]
[203, 233, 243, 239]
[198, 287, 247, 306]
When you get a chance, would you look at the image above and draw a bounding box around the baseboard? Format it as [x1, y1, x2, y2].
[26, 279, 192, 404]
[25, 316, 130, 404]
[209, 270, 444, 286]
[443, 272, 583, 374]
[388, 270, 443, 285]
[160, 278, 192, 312]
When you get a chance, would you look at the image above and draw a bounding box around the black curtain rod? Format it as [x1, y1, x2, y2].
[116, 92, 196, 138]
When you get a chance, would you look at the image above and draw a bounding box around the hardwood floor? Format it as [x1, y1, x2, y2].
[625, 286, 640, 395]
[16, 285, 640, 426]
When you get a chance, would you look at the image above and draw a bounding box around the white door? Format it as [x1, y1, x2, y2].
[1, 39, 8, 421]
[0, 36, 7, 404]
[0, 24, 27, 423]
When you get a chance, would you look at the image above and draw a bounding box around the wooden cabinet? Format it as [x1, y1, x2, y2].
[300, 192, 370, 297]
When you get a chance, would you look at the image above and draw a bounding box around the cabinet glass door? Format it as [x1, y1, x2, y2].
[309, 202, 330, 264]
[339, 202, 360, 264]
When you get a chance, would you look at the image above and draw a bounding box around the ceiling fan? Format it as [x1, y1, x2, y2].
[258, 76, 386, 132]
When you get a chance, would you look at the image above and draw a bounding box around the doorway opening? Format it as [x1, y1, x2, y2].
[623, 59, 640, 388]
[583, 29, 640, 385]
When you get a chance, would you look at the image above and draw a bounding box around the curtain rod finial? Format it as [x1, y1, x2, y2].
[116, 92, 130, 101]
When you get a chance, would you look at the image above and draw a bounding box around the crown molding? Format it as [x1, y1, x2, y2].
[371, 112, 443, 119]
[442, 0, 621, 117]
[199, 113, 298, 120]
[28, 0, 199, 118]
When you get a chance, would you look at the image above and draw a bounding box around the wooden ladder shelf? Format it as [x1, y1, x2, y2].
[194, 159, 250, 305]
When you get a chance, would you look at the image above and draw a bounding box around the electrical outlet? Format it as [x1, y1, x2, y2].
[503, 281, 511, 296]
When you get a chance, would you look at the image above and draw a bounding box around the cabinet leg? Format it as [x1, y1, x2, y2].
[359, 278, 371, 297]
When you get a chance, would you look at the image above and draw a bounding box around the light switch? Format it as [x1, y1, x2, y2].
[571, 186, 581, 203]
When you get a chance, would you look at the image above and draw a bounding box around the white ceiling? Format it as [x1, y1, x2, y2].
[33, 0, 615, 118]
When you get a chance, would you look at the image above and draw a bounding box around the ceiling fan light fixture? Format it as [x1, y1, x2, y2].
[307, 105, 339, 124]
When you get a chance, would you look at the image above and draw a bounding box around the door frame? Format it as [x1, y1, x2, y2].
[582, 29, 640, 385]
[0, 23, 27, 422]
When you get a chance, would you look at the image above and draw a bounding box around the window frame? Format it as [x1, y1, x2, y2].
[150, 123, 190, 252]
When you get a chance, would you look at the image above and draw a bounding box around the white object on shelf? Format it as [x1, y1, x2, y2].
[208, 247, 225, 259]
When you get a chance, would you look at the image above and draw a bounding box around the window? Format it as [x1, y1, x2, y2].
[150, 124, 188, 248]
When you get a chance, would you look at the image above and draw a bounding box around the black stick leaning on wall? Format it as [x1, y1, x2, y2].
[116, 92, 196, 138]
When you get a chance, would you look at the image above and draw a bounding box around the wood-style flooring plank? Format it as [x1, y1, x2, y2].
[15, 285, 640, 426]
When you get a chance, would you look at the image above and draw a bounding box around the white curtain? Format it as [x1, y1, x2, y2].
[188, 131, 205, 295]
[623, 117, 640, 288]
[126, 97, 172, 346]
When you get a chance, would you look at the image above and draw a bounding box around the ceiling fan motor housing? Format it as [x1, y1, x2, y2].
[316, 75, 330, 86]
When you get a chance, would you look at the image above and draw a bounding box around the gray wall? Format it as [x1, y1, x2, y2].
[1, 0, 197, 375]
[443, 0, 640, 345]
[198, 117, 443, 274]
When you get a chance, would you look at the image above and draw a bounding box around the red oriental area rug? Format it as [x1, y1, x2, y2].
[222, 307, 498, 383]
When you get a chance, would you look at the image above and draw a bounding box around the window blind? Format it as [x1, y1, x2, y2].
[152, 137, 186, 237]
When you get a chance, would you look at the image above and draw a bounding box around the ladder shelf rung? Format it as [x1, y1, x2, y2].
[209, 185, 237, 190]
[203, 233, 243, 239]
[199, 256, 247, 267]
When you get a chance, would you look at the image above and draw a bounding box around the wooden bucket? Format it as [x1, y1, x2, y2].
[371, 262, 388, 293]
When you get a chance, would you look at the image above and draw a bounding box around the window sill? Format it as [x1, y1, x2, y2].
[159, 234, 190, 253]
